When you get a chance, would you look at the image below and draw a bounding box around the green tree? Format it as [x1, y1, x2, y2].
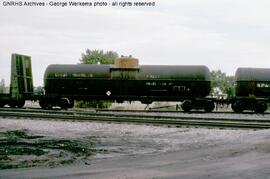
[76, 49, 119, 108]
[34, 86, 44, 95]
[79, 49, 118, 64]
[211, 70, 235, 97]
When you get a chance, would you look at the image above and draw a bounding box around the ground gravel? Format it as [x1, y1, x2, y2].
[1, 117, 270, 178]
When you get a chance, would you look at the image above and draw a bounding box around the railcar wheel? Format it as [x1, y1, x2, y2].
[141, 100, 152, 105]
[181, 100, 193, 112]
[8, 102, 16, 108]
[59, 98, 69, 109]
[204, 100, 215, 112]
[231, 102, 236, 112]
[8, 101, 24, 108]
[39, 99, 52, 110]
[232, 101, 245, 113]
[16, 100, 25, 108]
[255, 101, 267, 113]
[68, 99, 74, 108]
[39, 99, 46, 109]
[0, 102, 5, 108]
[116, 100, 124, 103]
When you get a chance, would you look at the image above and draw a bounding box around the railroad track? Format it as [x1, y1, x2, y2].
[99, 108, 270, 115]
[1, 108, 270, 129]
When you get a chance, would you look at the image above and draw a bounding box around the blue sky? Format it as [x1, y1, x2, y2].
[1, 0, 270, 86]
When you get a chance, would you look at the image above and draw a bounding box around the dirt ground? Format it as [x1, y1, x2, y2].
[1, 117, 270, 178]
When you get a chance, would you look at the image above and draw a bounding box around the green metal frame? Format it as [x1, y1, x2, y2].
[10, 53, 33, 100]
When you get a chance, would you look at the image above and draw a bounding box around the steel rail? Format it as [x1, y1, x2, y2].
[2, 107, 269, 115]
[2, 108, 270, 124]
[1, 109, 270, 129]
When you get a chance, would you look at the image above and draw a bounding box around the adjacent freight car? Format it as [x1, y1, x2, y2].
[41, 56, 215, 112]
[0, 54, 33, 108]
[231, 68, 270, 113]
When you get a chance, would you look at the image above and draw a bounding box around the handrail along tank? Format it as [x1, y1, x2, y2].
[42, 56, 214, 111]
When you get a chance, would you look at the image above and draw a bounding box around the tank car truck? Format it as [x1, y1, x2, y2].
[0, 54, 34, 108]
[41, 56, 215, 112]
[231, 68, 270, 113]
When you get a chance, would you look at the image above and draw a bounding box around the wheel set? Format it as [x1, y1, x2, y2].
[39, 97, 74, 110]
[232, 100, 267, 113]
[181, 100, 215, 112]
